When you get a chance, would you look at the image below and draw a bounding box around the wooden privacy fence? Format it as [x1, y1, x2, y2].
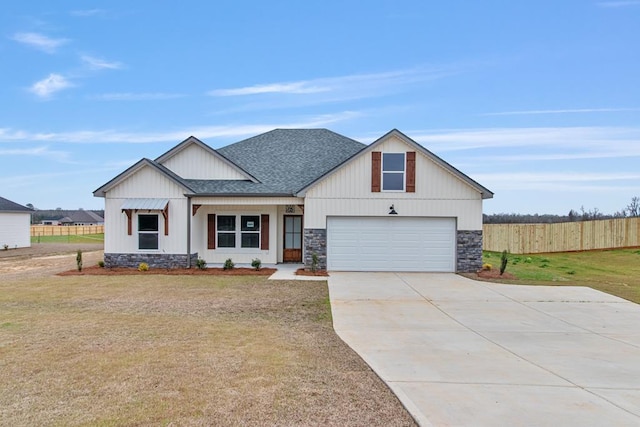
[483, 217, 640, 254]
[31, 225, 104, 237]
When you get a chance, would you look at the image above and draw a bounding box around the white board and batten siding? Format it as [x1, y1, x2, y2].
[304, 134, 484, 230]
[159, 144, 247, 180]
[0, 212, 31, 248]
[104, 165, 188, 254]
[327, 217, 456, 272]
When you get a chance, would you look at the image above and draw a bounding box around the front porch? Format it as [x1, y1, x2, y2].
[190, 199, 308, 268]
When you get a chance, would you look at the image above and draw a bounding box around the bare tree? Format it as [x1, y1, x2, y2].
[627, 196, 640, 217]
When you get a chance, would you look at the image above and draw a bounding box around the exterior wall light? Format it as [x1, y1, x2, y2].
[389, 204, 398, 215]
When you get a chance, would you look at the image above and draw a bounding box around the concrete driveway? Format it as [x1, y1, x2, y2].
[328, 272, 640, 426]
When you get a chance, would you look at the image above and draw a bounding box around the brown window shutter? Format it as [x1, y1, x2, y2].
[371, 151, 381, 192]
[261, 214, 270, 250]
[207, 214, 216, 249]
[406, 151, 416, 193]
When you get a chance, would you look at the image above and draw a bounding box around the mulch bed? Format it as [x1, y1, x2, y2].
[473, 269, 518, 280]
[58, 266, 277, 276]
[295, 268, 329, 277]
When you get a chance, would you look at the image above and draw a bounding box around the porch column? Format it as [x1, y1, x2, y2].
[186, 196, 192, 268]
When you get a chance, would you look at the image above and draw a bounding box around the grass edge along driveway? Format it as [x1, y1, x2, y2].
[0, 275, 416, 427]
[479, 248, 640, 304]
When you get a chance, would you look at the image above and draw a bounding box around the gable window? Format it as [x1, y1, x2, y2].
[138, 214, 159, 250]
[382, 153, 405, 191]
[216, 215, 261, 249]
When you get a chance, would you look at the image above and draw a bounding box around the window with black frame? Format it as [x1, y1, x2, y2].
[138, 214, 159, 250]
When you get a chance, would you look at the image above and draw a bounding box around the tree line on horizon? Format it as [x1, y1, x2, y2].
[484, 196, 640, 224]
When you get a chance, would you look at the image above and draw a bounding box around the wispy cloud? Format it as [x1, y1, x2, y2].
[481, 107, 640, 116]
[0, 111, 360, 144]
[11, 32, 69, 53]
[70, 9, 105, 17]
[207, 66, 464, 101]
[0, 167, 117, 190]
[81, 55, 123, 70]
[0, 146, 70, 162]
[211, 82, 329, 96]
[93, 92, 186, 101]
[29, 74, 74, 98]
[597, 1, 640, 7]
[408, 126, 640, 155]
[473, 171, 640, 192]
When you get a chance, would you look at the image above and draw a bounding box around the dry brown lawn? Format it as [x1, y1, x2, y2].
[0, 268, 416, 426]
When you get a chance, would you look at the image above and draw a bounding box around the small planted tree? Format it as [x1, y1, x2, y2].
[76, 250, 83, 272]
[500, 250, 508, 275]
[311, 253, 319, 273]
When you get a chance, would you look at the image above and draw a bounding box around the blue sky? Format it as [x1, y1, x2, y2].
[1, 1, 639, 214]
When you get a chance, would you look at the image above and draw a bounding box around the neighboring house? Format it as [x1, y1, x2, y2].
[0, 196, 33, 249]
[38, 210, 104, 226]
[94, 129, 493, 272]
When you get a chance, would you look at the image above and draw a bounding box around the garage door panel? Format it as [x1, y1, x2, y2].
[327, 217, 456, 272]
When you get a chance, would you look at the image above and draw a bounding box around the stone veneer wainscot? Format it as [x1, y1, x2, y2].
[456, 230, 483, 272]
[104, 253, 199, 269]
[303, 228, 327, 271]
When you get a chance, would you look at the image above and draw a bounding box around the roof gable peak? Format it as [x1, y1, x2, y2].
[155, 135, 258, 182]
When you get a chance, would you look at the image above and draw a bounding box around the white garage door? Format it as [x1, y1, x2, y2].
[327, 217, 456, 272]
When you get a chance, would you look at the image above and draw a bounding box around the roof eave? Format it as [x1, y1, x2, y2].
[188, 192, 296, 198]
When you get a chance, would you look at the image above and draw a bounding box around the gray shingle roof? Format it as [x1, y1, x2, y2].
[36, 210, 104, 223]
[0, 196, 32, 212]
[93, 128, 492, 199]
[215, 129, 365, 194]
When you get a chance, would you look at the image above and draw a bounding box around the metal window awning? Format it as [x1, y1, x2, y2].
[121, 198, 169, 210]
[121, 199, 170, 236]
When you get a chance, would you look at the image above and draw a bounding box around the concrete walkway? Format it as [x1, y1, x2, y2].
[328, 272, 640, 426]
[267, 263, 327, 281]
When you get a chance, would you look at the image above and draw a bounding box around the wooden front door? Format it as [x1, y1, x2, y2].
[283, 216, 302, 262]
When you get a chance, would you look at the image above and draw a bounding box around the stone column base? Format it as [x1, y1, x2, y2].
[457, 230, 483, 272]
[303, 228, 327, 270]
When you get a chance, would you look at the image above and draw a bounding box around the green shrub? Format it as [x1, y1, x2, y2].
[311, 253, 319, 273]
[97, 260, 105, 268]
[76, 250, 83, 272]
[251, 258, 262, 271]
[223, 258, 235, 270]
[500, 250, 508, 275]
[195, 258, 207, 270]
[2, 244, 8, 251]
[524, 257, 533, 263]
[138, 262, 149, 272]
